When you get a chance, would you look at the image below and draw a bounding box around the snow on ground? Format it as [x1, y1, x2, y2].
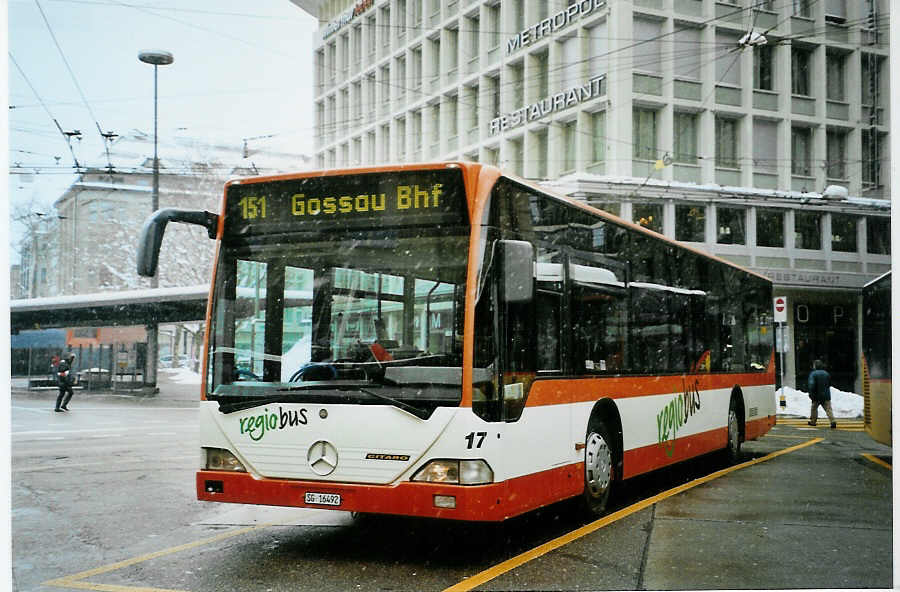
[776, 386, 863, 418]
[161, 367, 202, 385]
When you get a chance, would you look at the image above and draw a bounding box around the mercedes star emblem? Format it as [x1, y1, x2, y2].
[307, 440, 339, 476]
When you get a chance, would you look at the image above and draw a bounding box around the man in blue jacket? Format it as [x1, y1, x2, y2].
[807, 359, 836, 429]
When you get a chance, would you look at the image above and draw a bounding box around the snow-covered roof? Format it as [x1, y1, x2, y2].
[544, 173, 892, 210]
[10, 284, 210, 311]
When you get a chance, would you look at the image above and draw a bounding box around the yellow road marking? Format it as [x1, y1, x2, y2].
[443, 438, 824, 592]
[43, 525, 267, 592]
[861, 453, 892, 470]
[763, 434, 813, 439]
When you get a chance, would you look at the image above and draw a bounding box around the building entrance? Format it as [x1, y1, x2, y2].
[793, 301, 856, 392]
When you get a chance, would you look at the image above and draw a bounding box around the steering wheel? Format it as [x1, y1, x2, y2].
[290, 363, 338, 382]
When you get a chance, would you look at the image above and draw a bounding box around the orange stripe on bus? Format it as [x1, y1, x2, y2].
[525, 372, 774, 407]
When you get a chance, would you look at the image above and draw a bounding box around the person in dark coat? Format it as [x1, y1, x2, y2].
[807, 359, 836, 429]
[55, 353, 76, 412]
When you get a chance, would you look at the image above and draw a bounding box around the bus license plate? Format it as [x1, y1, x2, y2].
[305, 492, 341, 506]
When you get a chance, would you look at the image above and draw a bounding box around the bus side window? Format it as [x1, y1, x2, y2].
[535, 290, 561, 372]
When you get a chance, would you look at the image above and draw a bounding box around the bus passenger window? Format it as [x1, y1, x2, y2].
[536, 291, 561, 371]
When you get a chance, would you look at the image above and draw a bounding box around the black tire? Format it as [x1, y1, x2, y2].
[580, 418, 615, 517]
[724, 396, 742, 464]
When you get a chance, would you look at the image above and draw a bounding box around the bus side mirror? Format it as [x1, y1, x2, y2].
[137, 208, 218, 277]
[498, 240, 534, 304]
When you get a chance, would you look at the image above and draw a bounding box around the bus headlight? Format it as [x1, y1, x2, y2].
[203, 447, 247, 472]
[412, 459, 493, 485]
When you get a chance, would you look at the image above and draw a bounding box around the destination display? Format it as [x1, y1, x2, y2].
[224, 168, 468, 237]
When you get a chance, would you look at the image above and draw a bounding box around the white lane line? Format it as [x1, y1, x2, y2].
[147, 432, 178, 436]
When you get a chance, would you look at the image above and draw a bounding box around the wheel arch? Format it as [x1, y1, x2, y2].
[730, 385, 746, 442]
[588, 398, 624, 479]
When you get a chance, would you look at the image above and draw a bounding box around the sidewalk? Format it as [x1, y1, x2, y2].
[10, 368, 201, 407]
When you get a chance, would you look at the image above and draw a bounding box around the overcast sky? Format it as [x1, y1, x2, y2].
[7, 0, 318, 259]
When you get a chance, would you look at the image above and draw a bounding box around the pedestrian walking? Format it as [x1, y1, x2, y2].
[55, 353, 76, 412]
[807, 359, 836, 429]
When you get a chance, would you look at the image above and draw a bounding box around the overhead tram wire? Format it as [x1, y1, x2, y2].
[8, 50, 83, 169]
[33, 0, 118, 170]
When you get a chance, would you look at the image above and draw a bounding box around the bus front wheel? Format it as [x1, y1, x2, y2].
[581, 419, 615, 516]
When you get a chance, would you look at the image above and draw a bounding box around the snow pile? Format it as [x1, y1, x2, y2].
[776, 386, 863, 418]
[162, 367, 202, 385]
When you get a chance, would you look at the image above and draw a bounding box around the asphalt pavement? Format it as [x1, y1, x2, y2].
[10, 375, 894, 590]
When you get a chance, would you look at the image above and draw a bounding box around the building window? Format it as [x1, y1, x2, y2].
[534, 128, 548, 178]
[756, 209, 784, 247]
[633, 17, 662, 74]
[826, 52, 845, 101]
[396, 0, 406, 41]
[381, 124, 390, 160]
[673, 112, 698, 164]
[588, 22, 608, 79]
[535, 50, 549, 98]
[754, 45, 774, 91]
[513, 0, 525, 32]
[861, 129, 883, 186]
[466, 15, 480, 66]
[791, 47, 812, 96]
[510, 62, 524, 108]
[633, 108, 658, 160]
[487, 4, 500, 51]
[753, 119, 778, 174]
[396, 117, 406, 160]
[508, 137, 523, 176]
[412, 0, 421, 27]
[396, 56, 406, 104]
[412, 110, 422, 152]
[717, 207, 746, 245]
[560, 35, 580, 89]
[483, 146, 498, 166]
[715, 31, 741, 86]
[826, 129, 847, 180]
[795, 211, 821, 250]
[411, 47, 422, 90]
[446, 28, 458, 75]
[866, 217, 890, 254]
[791, 127, 812, 176]
[825, 0, 846, 23]
[793, 0, 811, 17]
[633, 203, 663, 234]
[676, 204, 706, 242]
[673, 26, 701, 80]
[715, 116, 739, 169]
[562, 120, 577, 173]
[861, 53, 884, 109]
[831, 214, 857, 253]
[591, 111, 605, 163]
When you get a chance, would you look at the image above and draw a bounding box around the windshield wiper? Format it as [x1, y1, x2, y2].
[355, 388, 430, 420]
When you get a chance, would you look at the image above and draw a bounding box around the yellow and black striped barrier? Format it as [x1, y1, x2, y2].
[775, 417, 865, 431]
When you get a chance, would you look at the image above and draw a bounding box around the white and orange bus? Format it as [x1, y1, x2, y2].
[138, 162, 775, 521]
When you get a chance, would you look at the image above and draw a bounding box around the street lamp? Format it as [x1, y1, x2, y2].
[138, 49, 173, 392]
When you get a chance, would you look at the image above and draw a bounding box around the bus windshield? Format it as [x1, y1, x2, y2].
[206, 168, 470, 413]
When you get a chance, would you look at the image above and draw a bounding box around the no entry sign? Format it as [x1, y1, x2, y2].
[773, 296, 787, 323]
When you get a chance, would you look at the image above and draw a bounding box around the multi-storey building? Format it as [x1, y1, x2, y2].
[299, 0, 890, 392]
[47, 131, 309, 296]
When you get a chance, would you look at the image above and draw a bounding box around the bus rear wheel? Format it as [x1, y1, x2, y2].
[581, 419, 615, 516]
[724, 397, 741, 464]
